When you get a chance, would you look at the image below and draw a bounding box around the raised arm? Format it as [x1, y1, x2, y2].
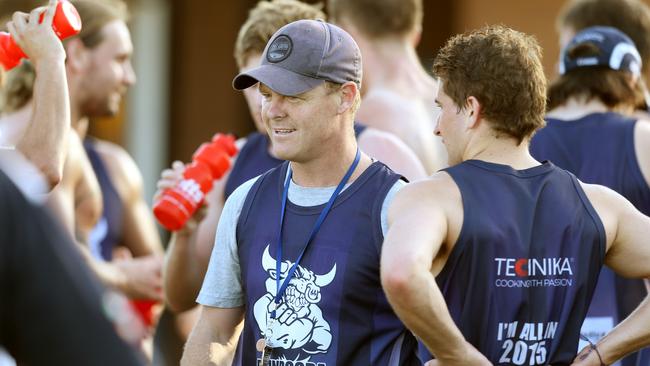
[380, 174, 490, 366]
[161, 138, 245, 312]
[156, 160, 226, 312]
[9, 0, 70, 188]
[163, 177, 226, 312]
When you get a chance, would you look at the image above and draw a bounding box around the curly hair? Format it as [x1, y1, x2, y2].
[432, 25, 547, 143]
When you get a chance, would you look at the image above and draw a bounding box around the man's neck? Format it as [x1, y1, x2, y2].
[463, 131, 538, 170]
[72, 116, 89, 140]
[67, 72, 89, 140]
[289, 139, 371, 188]
[69, 96, 89, 140]
[361, 36, 431, 93]
[546, 97, 623, 120]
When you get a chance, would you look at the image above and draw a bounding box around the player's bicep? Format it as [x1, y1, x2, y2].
[383, 183, 447, 272]
[123, 196, 163, 256]
[605, 197, 650, 278]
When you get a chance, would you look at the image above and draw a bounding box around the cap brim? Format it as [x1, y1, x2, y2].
[232, 64, 324, 96]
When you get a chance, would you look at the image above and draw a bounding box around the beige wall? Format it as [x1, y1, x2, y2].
[452, 0, 567, 80]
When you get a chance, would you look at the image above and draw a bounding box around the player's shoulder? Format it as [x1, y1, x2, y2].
[90, 139, 132, 165]
[59, 130, 88, 186]
[391, 171, 459, 210]
[634, 119, 650, 140]
[89, 138, 143, 197]
[579, 180, 628, 210]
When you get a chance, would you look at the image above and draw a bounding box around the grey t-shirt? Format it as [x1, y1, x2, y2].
[197, 174, 405, 308]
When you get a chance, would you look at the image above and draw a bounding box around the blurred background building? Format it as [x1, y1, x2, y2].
[0, 0, 643, 204]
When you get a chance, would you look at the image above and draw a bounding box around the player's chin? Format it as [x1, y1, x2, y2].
[271, 149, 295, 162]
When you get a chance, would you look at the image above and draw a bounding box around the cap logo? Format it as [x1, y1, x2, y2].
[267, 35, 293, 63]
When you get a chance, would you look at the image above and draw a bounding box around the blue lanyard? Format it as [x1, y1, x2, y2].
[272, 148, 361, 318]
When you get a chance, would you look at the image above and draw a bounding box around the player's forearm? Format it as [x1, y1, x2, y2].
[181, 321, 238, 366]
[383, 266, 468, 362]
[74, 244, 130, 293]
[17, 58, 70, 188]
[596, 295, 650, 364]
[164, 232, 204, 312]
[181, 341, 235, 366]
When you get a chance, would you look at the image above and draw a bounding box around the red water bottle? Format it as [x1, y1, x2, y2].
[0, 0, 82, 70]
[154, 133, 238, 231]
[130, 299, 157, 328]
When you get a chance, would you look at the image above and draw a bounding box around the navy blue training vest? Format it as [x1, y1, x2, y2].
[233, 161, 419, 366]
[84, 138, 123, 261]
[438, 160, 605, 365]
[530, 112, 650, 216]
[531, 112, 650, 366]
[224, 123, 368, 199]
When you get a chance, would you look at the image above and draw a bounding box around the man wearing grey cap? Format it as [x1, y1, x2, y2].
[181, 19, 420, 366]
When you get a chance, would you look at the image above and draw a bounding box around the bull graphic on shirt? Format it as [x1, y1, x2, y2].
[254, 245, 336, 356]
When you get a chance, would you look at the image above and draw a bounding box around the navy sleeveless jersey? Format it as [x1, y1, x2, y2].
[224, 123, 368, 199]
[438, 160, 605, 365]
[233, 161, 419, 366]
[530, 112, 650, 366]
[84, 138, 122, 261]
[530, 112, 650, 216]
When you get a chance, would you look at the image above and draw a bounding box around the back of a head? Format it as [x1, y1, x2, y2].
[0, 62, 35, 113]
[558, 0, 650, 72]
[0, 0, 127, 113]
[548, 26, 645, 111]
[234, 0, 325, 69]
[433, 25, 546, 144]
[327, 0, 422, 39]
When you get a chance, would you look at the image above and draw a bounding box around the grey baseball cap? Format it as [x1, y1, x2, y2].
[232, 19, 362, 96]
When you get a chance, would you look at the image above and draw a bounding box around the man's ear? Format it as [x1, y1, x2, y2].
[466, 96, 481, 129]
[337, 82, 358, 114]
[64, 38, 90, 73]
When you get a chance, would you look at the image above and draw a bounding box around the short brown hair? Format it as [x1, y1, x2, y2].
[0, 0, 127, 113]
[558, 0, 650, 72]
[234, 0, 325, 69]
[327, 0, 422, 39]
[432, 25, 547, 144]
[548, 42, 644, 110]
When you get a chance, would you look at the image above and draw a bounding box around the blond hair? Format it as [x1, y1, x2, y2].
[234, 0, 325, 69]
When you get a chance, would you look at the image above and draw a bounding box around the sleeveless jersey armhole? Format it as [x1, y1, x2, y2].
[566, 171, 607, 264]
